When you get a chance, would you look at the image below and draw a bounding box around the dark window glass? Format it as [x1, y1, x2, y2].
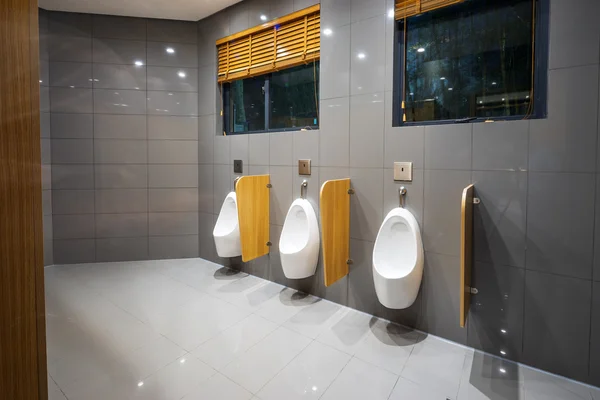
[269, 62, 320, 130]
[230, 76, 265, 133]
[403, 0, 534, 122]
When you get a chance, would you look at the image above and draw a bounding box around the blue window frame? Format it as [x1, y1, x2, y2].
[393, 0, 548, 126]
[223, 62, 320, 135]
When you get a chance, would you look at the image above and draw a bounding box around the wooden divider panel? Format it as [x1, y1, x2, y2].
[460, 184, 474, 328]
[236, 175, 270, 262]
[320, 179, 351, 287]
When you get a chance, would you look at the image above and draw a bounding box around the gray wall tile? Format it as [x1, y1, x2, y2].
[270, 132, 294, 166]
[42, 165, 52, 191]
[92, 38, 146, 65]
[350, 93, 384, 168]
[320, 97, 350, 167]
[198, 115, 215, 163]
[228, 1, 249, 33]
[51, 113, 93, 138]
[149, 212, 199, 235]
[293, 0, 316, 11]
[92, 63, 146, 90]
[423, 170, 471, 256]
[149, 164, 198, 188]
[472, 121, 529, 172]
[49, 12, 91, 37]
[249, 133, 270, 166]
[40, 86, 50, 113]
[213, 164, 232, 214]
[293, 129, 319, 167]
[197, 64, 217, 116]
[230, 134, 249, 167]
[384, 125, 424, 170]
[53, 214, 95, 239]
[595, 174, 600, 282]
[347, 238, 378, 314]
[50, 87, 93, 113]
[95, 213, 148, 238]
[95, 189, 148, 213]
[269, 166, 293, 225]
[43, 215, 53, 241]
[147, 19, 197, 44]
[383, 168, 423, 225]
[321, 0, 351, 29]
[213, 135, 230, 165]
[92, 15, 147, 41]
[51, 139, 93, 164]
[49, 61, 92, 88]
[420, 252, 466, 344]
[147, 66, 198, 92]
[49, 36, 92, 62]
[94, 164, 148, 188]
[473, 171, 527, 269]
[292, 166, 320, 214]
[147, 91, 198, 116]
[592, 282, 600, 386]
[42, 191, 53, 216]
[247, 0, 271, 27]
[424, 124, 472, 170]
[523, 270, 591, 382]
[149, 140, 198, 164]
[271, 0, 294, 19]
[52, 190, 95, 215]
[44, 240, 54, 266]
[350, 15, 385, 95]
[94, 115, 147, 139]
[529, 65, 599, 173]
[149, 235, 199, 259]
[93, 89, 147, 114]
[40, 60, 50, 85]
[349, 168, 384, 241]
[198, 164, 214, 214]
[320, 24, 350, 99]
[52, 165, 94, 189]
[148, 116, 198, 140]
[468, 262, 525, 361]
[96, 237, 149, 262]
[94, 139, 148, 164]
[149, 188, 199, 212]
[53, 239, 95, 264]
[147, 42, 198, 67]
[527, 172, 595, 279]
[41, 139, 51, 164]
[351, 0, 385, 23]
[548, 0, 600, 69]
[40, 113, 51, 138]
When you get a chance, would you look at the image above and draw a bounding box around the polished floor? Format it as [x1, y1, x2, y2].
[46, 258, 600, 400]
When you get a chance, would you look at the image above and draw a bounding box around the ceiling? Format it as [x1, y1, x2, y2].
[39, 0, 241, 21]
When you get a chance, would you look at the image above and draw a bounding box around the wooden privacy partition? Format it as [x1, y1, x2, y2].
[460, 184, 474, 328]
[236, 175, 270, 262]
[320, 179, 351, 286]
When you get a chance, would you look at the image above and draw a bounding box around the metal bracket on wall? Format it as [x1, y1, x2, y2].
[266, 183, 272, 188]
[266, 241, 272, 246]
[346, 259, 353, 265]
[468, 287, 479, 295]
[473, 197, 480, 204]
[348, 188, 355, 195]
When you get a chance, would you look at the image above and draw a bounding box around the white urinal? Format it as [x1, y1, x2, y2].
[280, 195, 320, 279]
[213, 192, 242, 258]
[373, 207, 424, 309]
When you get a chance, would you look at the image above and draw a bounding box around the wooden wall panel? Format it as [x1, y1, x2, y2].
[236, 175, 270, 262]
[460, 184, 474, 328]
[0, 0, 48, 398]
[320, 179, 351, 287]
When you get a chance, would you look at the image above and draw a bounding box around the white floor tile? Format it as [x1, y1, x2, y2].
[315, 308, 373, 355]
[353, 319, 420, 374]
[522, 366, 593, 400]
[320, 357, 398, 400]
[255, 287, 320, 324]
[182, 372, 253, 400]
[282, 299, 346, 339]
[193, 314, 278, 370]
[401, 335, 467, 399]
[222, 281, 286, 312]
[221, 326, 312, 393]
[389, 376, 452, 399]
[257, 341, 351, 400]
[48, 376, 67, 400]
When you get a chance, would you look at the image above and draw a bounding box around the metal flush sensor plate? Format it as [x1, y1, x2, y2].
[299, 159, 311, 175]
[393, 162, 413, 182]
[233, 159, 243, 174]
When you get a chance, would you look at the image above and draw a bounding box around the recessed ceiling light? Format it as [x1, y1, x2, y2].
[178, 71, 186, 78]
[357, 53, 366, 59]
[323, 28, 332, 36]
[417, 47, 425, 53]
[166, 47, 175, 54]
[260, 14, 267, 21]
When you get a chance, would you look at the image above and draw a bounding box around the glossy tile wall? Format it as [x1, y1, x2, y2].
[196, 0, 600, 386]
[44, 10, 201, 263]
[40, 9, 53, 266]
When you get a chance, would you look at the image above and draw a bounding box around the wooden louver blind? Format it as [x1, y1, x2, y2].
[216, 5, 320, 83]
[395, 0, 463, 19]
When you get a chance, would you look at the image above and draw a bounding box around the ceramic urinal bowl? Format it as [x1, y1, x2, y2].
[373, 207, 424, 309]
[279, 198, 320, 279]
[213, 192, 242, 258]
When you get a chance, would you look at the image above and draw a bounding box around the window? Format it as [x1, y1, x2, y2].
[224, 62, 320, 134]
[393, 0, 547, 125]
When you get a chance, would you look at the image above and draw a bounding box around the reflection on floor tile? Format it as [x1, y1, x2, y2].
[45, 259, 600, 400]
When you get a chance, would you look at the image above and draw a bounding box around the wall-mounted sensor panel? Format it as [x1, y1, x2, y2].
[393, 162, 413, 182]
[299, 159, 311, 175]
[234, 159, 243, 174]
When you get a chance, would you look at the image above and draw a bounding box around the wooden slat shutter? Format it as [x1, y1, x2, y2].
[395, 0, 463, 20]
[216, 5, 320, 83]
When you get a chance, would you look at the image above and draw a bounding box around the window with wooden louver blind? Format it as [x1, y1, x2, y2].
[216, 5, 320, 83]
[395, 0, 463, 19]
